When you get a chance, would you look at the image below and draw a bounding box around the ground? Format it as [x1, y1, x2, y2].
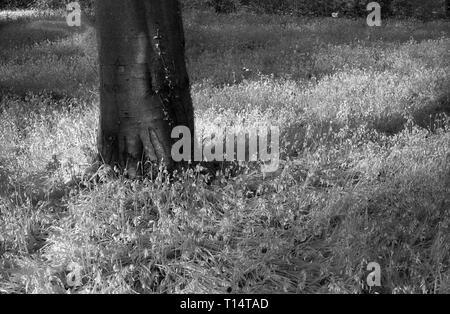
[0, 9, 449, 293]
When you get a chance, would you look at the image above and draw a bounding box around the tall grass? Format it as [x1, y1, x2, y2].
[0, 10, 449, 293]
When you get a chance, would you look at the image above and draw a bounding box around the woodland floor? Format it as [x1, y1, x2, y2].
[0, 9, 449, 293]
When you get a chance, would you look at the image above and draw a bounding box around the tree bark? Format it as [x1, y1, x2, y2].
[96, 0, 194, 176]
[446, 0, 450, 18]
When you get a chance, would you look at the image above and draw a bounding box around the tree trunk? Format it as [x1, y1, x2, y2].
[96, 0, 194, 176]
[446, 0, 450, 18]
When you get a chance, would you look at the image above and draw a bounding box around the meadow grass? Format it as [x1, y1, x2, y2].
[0, 9, 449, 293]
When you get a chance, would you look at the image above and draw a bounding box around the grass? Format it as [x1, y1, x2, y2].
[0, 9, 449, 294]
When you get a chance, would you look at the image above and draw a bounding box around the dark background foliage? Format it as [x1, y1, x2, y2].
[189, 0, 449, 19]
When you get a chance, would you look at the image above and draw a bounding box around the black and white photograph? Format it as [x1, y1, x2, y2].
[0, 0, 449, 298]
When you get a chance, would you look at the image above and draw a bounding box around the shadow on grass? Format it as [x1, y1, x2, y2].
[0, 17, 87, 49]
[280, 91, 450, 158]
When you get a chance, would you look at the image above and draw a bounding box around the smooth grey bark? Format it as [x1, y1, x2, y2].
[96, 0, 194, 176]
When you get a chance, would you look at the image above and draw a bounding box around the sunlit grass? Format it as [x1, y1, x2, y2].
[0, 9, 449, 294]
